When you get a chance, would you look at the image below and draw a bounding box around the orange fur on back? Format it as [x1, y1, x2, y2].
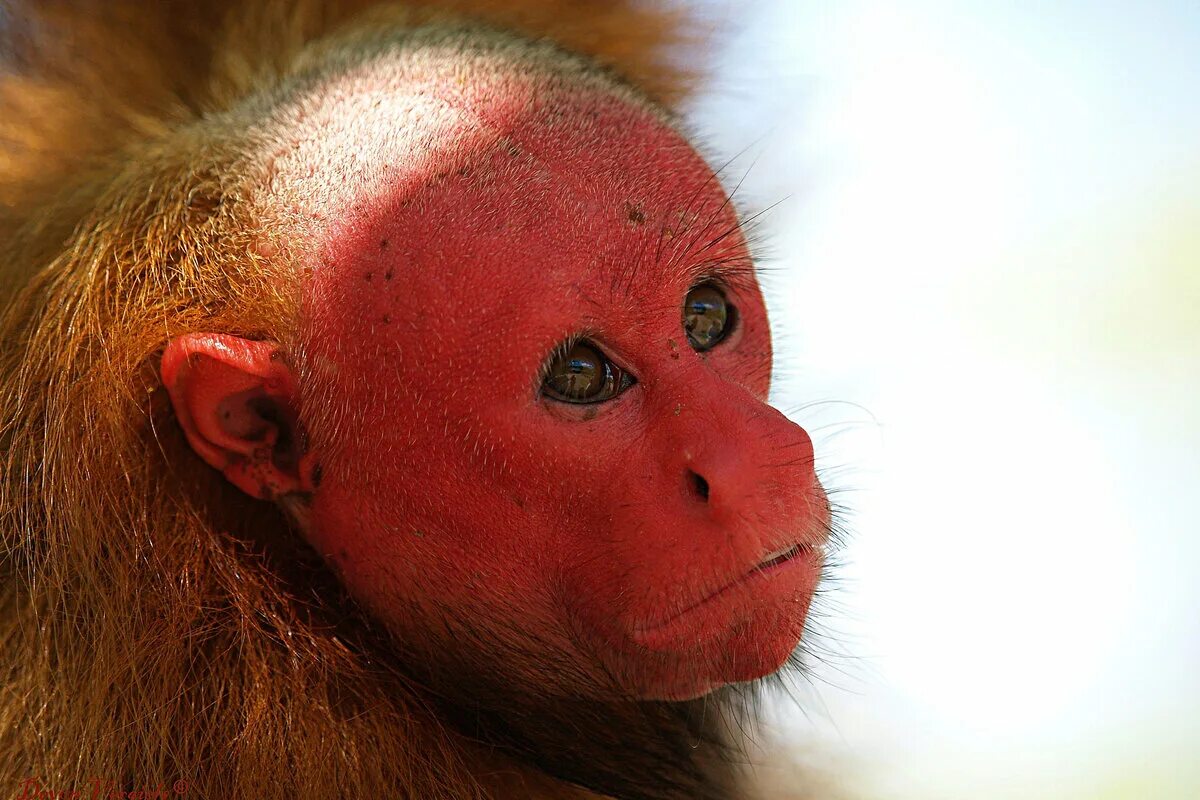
[0, 2, 698, 798]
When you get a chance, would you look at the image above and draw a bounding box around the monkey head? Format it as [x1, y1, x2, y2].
[160, 33, 828, 703]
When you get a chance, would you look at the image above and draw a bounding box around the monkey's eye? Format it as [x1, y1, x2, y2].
[542, 340, 634, 404]
[684, 283, 734, 351]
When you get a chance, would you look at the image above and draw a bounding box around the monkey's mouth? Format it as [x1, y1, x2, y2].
[756, 544, 803, 571]
[631, 541, 818, 648]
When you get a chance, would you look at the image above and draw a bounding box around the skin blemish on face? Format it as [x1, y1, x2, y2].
[673, 209, 699, 231]
[674, 403, 682, 416]
[624, 201, 645, 225]
[379, 238, 389, 250]
[384, 269, 393, 280]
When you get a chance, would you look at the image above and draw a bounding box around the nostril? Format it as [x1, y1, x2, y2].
[686, 469, 709, 502]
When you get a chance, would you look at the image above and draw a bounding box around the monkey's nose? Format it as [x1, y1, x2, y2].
[685, 469, 710, 503]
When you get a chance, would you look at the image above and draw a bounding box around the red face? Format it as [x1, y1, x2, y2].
[165, 53, 829, 701]
[293, 75, 828, 701]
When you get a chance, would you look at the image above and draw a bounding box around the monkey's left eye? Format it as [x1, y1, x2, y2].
[542, 340, 634, 404]
[684, 283, 735, 351]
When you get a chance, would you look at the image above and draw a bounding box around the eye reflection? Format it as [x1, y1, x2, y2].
[542, 340, 633, 404]
[683, 283, 733, 351]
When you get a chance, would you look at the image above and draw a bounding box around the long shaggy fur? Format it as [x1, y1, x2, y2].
[0, 2, 697, 798]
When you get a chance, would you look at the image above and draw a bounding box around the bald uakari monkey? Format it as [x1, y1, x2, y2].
[0, 1, 832, 798]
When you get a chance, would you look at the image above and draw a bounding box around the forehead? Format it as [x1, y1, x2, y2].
[337, 111, 738, 319]
[260, 38, 745, 302]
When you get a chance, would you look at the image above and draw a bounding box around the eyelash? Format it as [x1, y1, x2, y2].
[535, 331, 586, 390]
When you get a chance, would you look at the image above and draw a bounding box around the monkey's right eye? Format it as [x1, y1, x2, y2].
[542, 341, 634, 404]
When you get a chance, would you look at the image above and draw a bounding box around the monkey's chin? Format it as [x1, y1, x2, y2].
[630, 609, 807, 701]
[619, 549, 820, 701]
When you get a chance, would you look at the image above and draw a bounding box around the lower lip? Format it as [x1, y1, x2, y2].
[631, 544, 819, 649]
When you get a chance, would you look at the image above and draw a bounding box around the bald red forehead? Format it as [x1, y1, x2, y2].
[285, 60, 735, 289]
[313, 88, 741, 349]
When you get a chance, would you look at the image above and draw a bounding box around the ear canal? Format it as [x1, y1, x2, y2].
[161, 333, 313, 500]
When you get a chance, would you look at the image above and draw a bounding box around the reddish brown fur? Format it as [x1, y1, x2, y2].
[0, 2, 697, 797]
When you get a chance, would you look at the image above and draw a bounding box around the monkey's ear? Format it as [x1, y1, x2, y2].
[161, 333, 313, 500]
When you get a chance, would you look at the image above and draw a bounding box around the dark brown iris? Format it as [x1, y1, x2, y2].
[684, 284, 732, 350]
[543, 341, 631, 404]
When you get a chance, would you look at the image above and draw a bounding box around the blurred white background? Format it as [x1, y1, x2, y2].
[682, 2, 1200, 797]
